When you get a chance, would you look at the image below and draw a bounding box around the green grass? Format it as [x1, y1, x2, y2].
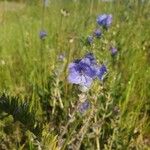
[0, 0, 150, 149]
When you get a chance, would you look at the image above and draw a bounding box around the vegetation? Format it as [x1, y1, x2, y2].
[0, 0, 150, 149]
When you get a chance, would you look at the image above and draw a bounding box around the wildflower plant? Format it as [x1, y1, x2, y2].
[56, 13, 122, 150]
[97, 14, 112, 29]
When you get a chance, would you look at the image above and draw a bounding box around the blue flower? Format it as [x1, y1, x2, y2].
[68, 62, 95, 87]
[110, 47, 117, 56]
[39, 31, 47, 39]
[82, 53, 97, 66]
[87, 36, 93, 44]
[94, 29, 102, 38]
[68, 53, 107, 86]
[97, 14, 112, 28]
[79, 100, 90, 113]
[68, 54, 97, 87]
[96, 64, 107, 80]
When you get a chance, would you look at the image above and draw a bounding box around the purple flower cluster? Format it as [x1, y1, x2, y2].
[68, 53, 107, 87]
[87, 14, 112, 45]
[39, 30, 47, 40]
[97, 14, 112, 28]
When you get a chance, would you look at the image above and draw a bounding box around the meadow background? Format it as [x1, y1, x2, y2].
[0, 0, 150, 149]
